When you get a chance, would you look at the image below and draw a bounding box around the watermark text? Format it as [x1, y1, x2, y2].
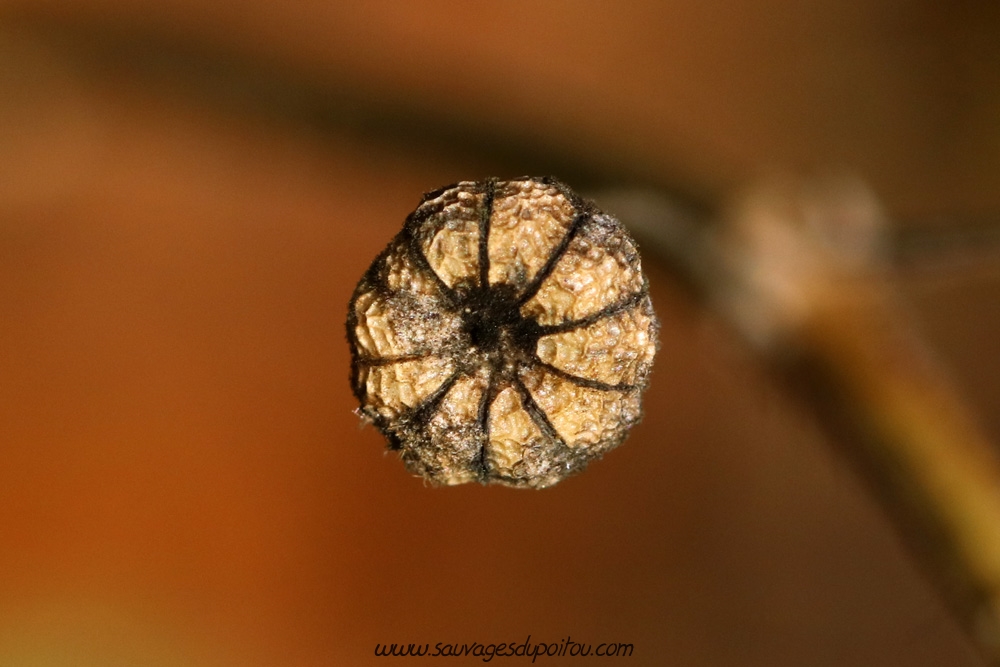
[374, 636, 633, 662]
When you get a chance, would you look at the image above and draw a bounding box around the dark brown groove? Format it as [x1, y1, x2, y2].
[479, 178, 496, 290]
[405, 228, 457, 304]
[535, 362, 637, 392]
[513, 377, 566, 448]
[475, 371, 498, 479]
[408, 368, 463, 422]
[543, 176, 588, 212]
[538, 289, 647, 335]
[516, 211, 589, 306]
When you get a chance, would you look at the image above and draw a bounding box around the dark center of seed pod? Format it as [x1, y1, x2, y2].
[462, 285, 541, 357]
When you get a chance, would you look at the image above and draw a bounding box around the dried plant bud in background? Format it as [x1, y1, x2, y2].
[713, 174, 889, 349]
[347, 177, 659, 488]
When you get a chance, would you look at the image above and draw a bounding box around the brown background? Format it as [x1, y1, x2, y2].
[1, 2, 999, 665]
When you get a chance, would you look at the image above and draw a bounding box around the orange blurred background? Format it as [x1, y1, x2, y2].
[1, 2, 999, 665]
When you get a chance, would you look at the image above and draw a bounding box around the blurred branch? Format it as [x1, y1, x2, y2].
[0, 9, 717, 217]
[606, 176, 1000, 666]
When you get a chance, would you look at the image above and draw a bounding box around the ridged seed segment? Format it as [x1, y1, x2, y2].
[487, 180, 578, 289]
[359, 356, 455, 421]
[520, 214, 646, 326]
[535, 298, 657, 387]
[414, 184, 485, 290]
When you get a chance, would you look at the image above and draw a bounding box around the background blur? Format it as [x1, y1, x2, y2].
[2, 2, 999, 665]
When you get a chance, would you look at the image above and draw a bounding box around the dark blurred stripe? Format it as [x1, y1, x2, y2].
[1, 10, 716, 220]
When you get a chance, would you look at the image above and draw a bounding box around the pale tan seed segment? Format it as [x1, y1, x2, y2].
[535, 297, 657, 386]
[351, 290, 400, 358]
[415, 371, 490, 485]
[351, 289, 462, 359]
[414, 185, 483, 289]
[351, 238, 462, 359]
[359, 356, 454, 421]
[487, 386, 544, 475]
[520, 366, 642, 448]
[521, 215, 644, 326]
[488, 180, 577, 289]
[383, 237, 443, 297]
[431, 373, 486, 436]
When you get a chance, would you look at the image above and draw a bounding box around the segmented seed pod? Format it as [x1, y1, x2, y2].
[347, 177, 658, 488]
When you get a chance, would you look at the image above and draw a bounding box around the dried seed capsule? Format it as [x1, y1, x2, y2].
[347, 177, 658, 488]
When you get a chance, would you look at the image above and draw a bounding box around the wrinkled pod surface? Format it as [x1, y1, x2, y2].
[347, 177, 659, 488]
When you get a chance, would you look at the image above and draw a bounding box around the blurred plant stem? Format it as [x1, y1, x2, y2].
[802, 277, 1000, 662]
[614, 176, 1000, 665]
